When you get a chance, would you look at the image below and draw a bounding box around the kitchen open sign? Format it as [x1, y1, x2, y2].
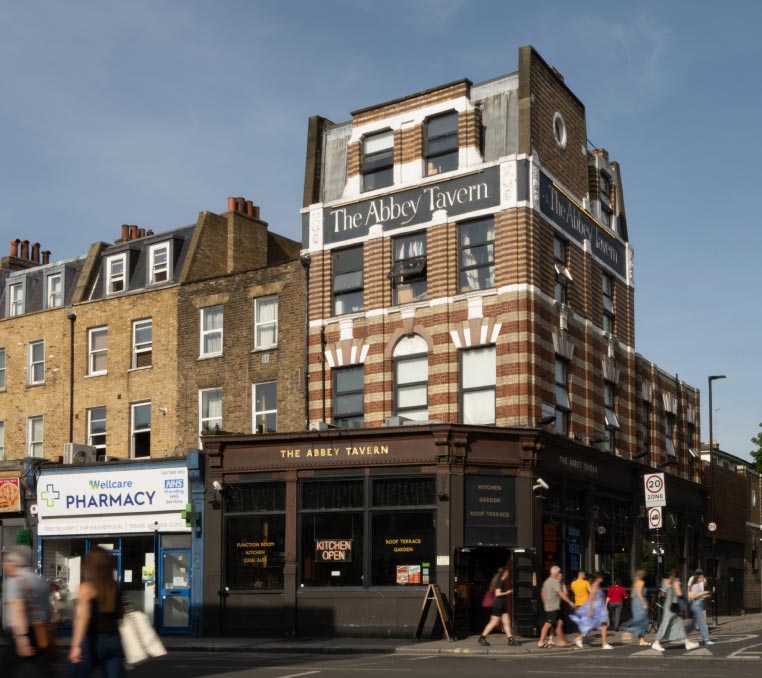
[644, 472, 666, 508]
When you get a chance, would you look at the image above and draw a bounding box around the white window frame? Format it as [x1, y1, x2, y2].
[199, 306, 223, 358]
[28, 340, 45, 385]
[130, 401, 151, 459]
[88, 326, 108, 376]
[252, 381, 277, 433]
[461, 346, 496, 425]
[148, 242, 171, 285]
[106, 253, 127, 295]
[254, 295, 278, 349]
[87, 406, 107, 454]
[46, 272, 63, 308]
[0, 347, 6, 390]
[9, 282, 24, 316]
[27, 415, 44, 458]
[131, 319, 153, 369]
[199, 387, 223, 439]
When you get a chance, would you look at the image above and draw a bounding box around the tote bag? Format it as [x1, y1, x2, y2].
[119, 610, 167, 667]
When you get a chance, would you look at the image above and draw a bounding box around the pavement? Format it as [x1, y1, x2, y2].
[149, 612, 762, 656]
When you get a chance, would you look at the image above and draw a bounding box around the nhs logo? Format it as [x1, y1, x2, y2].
[164, 479, 185, 490]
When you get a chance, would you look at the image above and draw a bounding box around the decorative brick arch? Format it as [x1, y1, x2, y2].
[384, 324, 434, 359]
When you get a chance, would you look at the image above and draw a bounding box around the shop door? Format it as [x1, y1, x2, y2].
[159, 549, 191, 634]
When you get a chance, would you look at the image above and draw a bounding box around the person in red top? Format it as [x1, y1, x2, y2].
[606, 580, 628, 631]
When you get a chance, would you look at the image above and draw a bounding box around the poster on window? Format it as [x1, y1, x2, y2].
[0, 478, 21, 512]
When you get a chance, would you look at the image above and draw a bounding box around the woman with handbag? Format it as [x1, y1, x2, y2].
[68, 547, 126, 678]
[651, 568, 699, 652]
[477, 568, 518, 646]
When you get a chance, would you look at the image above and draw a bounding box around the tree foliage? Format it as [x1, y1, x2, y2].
[751, 423, 762, 473]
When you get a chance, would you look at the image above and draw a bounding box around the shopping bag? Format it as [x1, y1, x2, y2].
[119, 610, 167, 667]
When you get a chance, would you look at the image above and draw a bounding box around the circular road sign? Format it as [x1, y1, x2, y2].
[645, 474, 664, 494]
[707, 521, 718, 532]
[648, 508, 662, 528]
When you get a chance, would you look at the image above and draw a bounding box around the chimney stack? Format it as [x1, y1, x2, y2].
[227, 197, 236, 212]
[10, 239, 20, 257]
[20, 240, 29, 259]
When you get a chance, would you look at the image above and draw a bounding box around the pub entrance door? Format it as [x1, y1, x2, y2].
[454, 547, 512, 636]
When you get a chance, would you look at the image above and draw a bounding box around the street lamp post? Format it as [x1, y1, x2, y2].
[708, 374, 726, 627]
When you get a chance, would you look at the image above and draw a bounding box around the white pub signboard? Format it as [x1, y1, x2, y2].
[643, 472, 666, 508]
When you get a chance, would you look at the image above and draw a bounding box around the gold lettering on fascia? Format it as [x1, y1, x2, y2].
[559, 455, 599, 475]
[279, 445, 390, 460]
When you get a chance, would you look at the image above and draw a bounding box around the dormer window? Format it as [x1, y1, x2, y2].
[106, 253, 127, 294]
[46, 273, 62, 308]
[148, 242, 170, 284]
[9, 282, 24, 316]
[362, 129, 394, 192]
[425, 111, 458, 176]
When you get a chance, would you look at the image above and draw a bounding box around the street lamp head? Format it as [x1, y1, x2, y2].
[708, 375, 726, 382]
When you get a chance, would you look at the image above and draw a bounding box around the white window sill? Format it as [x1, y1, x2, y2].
[85, 372, 108, 378]
[128, 366, 152, 373]
[198, 354, 223, 361]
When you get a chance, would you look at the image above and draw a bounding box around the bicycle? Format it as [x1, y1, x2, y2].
[646, 593, 663, 633]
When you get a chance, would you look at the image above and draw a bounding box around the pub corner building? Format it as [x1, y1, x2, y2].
[25, 452, 204, 635]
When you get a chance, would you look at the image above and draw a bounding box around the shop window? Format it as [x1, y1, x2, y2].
[554, 236, 571, 303]
[252, 381, 277, 433]
[199, 387, 223, 436]
[459, 217, 495, 292]
[9, 282, 24, 316]
[254, 295, 278, 349]
[389, 232, 427, 305]
[226, 514, 286, 591]
[425, 111, 458, 176]
[333, 365, 364, 428]
[394, 354, 428, 421]
[461, 346, 496, 425]
[87, 406, 107, 455]
[46, 272, 63, 308]
[361, 129, 394, 192]
[148, 242, 171, 284]
[28, 340, 45, 385]
[106, 253, 127, 294]
[0, 347, 5, 389]
[41, 538, 86, 626]
[301, 512, 364, 587]
[602, 273, 615, 334]
[88, 327, 108, 376]
[333, 246, 364, 315]
[130, 401, 151, 459]
[27, 415, 44, 457]
[200, 305, 223, 357]
[555, 357, 570, 435]
[132, 319, 152, 369]
[665, 413, 676, 458]
[604, 382, 619, 452]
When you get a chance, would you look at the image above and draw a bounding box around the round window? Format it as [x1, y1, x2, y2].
[553, 112, 567, 150]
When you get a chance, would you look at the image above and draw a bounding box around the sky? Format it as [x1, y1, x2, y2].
[1, 1, 760, 461]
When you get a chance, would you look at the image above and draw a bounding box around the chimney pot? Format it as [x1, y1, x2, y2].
[253, 205, 260, 219]
[20, 240, 29, 259]
[236, 197, 246, 213]
[138, 228, 145, 238]
[10, 239, 20, 257]
[227, 197, 236, 212]
[129, 226, 138, 240]
[245, 200, 254, 217]
[146, 230, 154, 236]
[31, 243, 41, 263]
[42, 250, 51, 265]
[121, 224, 129, 240]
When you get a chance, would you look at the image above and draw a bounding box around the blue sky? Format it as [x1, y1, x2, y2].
[1, 1, 759, 461]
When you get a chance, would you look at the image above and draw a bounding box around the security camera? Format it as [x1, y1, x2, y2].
[533, 478, 549, 492]
[212, 480, 223, 492]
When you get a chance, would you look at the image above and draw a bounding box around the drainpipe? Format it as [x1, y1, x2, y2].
[67, 311, 77, 442]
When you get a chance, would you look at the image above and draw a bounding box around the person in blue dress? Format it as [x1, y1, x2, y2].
[621, 569, 650, 645]
[569, 571, 612, 649]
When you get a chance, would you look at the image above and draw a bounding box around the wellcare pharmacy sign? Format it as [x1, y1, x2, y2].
[36, 465, 190, 536]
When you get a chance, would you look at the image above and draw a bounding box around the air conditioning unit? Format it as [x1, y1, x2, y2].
[63, 443, 98, 465]
[308, 421, 340, 431]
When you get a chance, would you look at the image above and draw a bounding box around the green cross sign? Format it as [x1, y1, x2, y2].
[181, 503, 201, 528]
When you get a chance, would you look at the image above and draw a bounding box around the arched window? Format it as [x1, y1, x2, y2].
[393, 335, 429, 421]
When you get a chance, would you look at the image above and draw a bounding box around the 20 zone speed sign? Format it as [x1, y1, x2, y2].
[644, 472, 666, 508]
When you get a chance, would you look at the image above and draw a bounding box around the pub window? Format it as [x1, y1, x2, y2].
[333, 246, 364, 315]
[389, 232, 426, 305]
[333, 365, 364, 428]
[604, 381, 619, 452]
[394, 354, 428, 421]
[361, 129, 394, 192]
[461, 346, 496, 425]
[425, 111, 458, 176]
[225, 482, 286, 591]
[132, 319, 152, 369]
[87, 406, 107, 456]
[46, 272, 63, 308]
[554, 236, 572, 303]
[555, 357, 570, 435]
[459, 217, 495, 292]
[665, 412, 676, 458]
[602, 273, 615, 334]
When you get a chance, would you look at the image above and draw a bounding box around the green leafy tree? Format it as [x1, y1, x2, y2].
[751, 423, 762, 473]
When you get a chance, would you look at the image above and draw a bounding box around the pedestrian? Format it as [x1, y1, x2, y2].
[537, 566, 575, 648]
[651, 568, 700, 652]
[620, 569, 650, 646]
[606, 579, 628, 631]
[68, 547, 126, 678]
[1, 545, 55, 678]
[570, 570, 590, 607]
[570, 571, 612, 649]
[478, 567, 518, 646]
[684, 569, 714, 645]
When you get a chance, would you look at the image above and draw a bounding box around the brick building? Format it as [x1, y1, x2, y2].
[202, 46, 707, 637]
